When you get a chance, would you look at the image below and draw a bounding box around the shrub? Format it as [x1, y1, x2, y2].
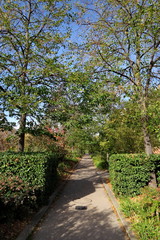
[0, 152, 60, 209]
[92, 154, 108, 170]
[149, 154, 160, 185]
[109, 154, 152, 196]
[0, 175, 35, 206]
[57, 157, 79, 179]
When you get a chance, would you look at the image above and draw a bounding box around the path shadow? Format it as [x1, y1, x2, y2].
[31, 156, 127, 240]
[61, 179, 96, 202]
[32, 206, 127, 240]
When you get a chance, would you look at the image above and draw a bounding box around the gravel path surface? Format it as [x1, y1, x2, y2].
[31, 155, 129, 240]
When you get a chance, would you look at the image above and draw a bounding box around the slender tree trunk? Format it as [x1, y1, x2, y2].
[18, 113, 27, 152]
[140, 97, 157, 187]
[142, 117, 153, 155]
[140, 93, 152, 153]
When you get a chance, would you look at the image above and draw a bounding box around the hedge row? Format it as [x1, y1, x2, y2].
[150, 154, 160, 184]
[0, 152, 61, 213]
[109, 154, 160, 196]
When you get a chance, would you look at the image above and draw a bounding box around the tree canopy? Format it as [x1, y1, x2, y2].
[76, 0, 160, 154]
[0, 0, 70, 151]
[0, 0, 159, 154]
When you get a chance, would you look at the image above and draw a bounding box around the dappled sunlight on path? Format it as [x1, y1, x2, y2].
[31, 155, 128, 240]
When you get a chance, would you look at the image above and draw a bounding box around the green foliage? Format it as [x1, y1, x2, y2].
[0, 175, 34, 206]
[148, 88, 160, 145]
[65, 125, 93, 157]
[0, 130, 18, 152]
[25, 133, 63, 154]
[92, 154, 108, 170]
[78, 0, 160, 155]
[120, 187, 160, 240]
[119, 197, 138, 218]
[0, 152, 60, 210]
[133, 218, 160, 240]
[0, 0, 70, 150]
[67, 149, 83, 159]
[99, 102, 145, 155]
[149, 154, 160, 185]
[109, 154, 152, 196]
[101, 125, 144, 154]
[57, 157, 79, 178]
[0, 113, 15, 131]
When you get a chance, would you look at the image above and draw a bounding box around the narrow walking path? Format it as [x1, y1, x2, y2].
[31, 155, 128, 240]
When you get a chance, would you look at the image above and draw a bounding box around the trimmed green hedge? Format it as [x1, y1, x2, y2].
[150, 154, 160, 185]
[0, 152, 60, 210]
[109, 154, 154, 196]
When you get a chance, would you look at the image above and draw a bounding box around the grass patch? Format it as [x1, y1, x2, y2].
[120, 187, 160, 240]
[92, 155, 108, 170]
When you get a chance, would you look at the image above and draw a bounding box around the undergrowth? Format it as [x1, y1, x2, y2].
[120, 187, 160, 240]
[92, 155, 108, 170]
[57, 158, 79, 179]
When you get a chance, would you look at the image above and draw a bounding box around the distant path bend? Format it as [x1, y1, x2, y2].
[31, 155, 128, 240]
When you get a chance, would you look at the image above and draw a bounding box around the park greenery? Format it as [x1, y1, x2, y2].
[120, 186, 160, 240]
[0, 0, 160, 239]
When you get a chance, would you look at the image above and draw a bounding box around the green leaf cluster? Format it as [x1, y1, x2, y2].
[0, 0, 71, 146]
[0, 152, 60, 210]
[149, 154, 160, 185]
[109, 154, 154, 196]
[92, 154, 108, 170]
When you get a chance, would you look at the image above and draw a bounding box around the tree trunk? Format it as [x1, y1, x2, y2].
[18, 113, 27, 152]
[142, 119, 153, 155]
[140, 97, 157, 188]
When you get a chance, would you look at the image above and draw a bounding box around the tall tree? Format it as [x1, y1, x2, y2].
[78, 0, 160, 155]
[0, 0, 70, 151]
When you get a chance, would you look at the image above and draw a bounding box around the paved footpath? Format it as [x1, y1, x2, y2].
[31, 155, 129, 240]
